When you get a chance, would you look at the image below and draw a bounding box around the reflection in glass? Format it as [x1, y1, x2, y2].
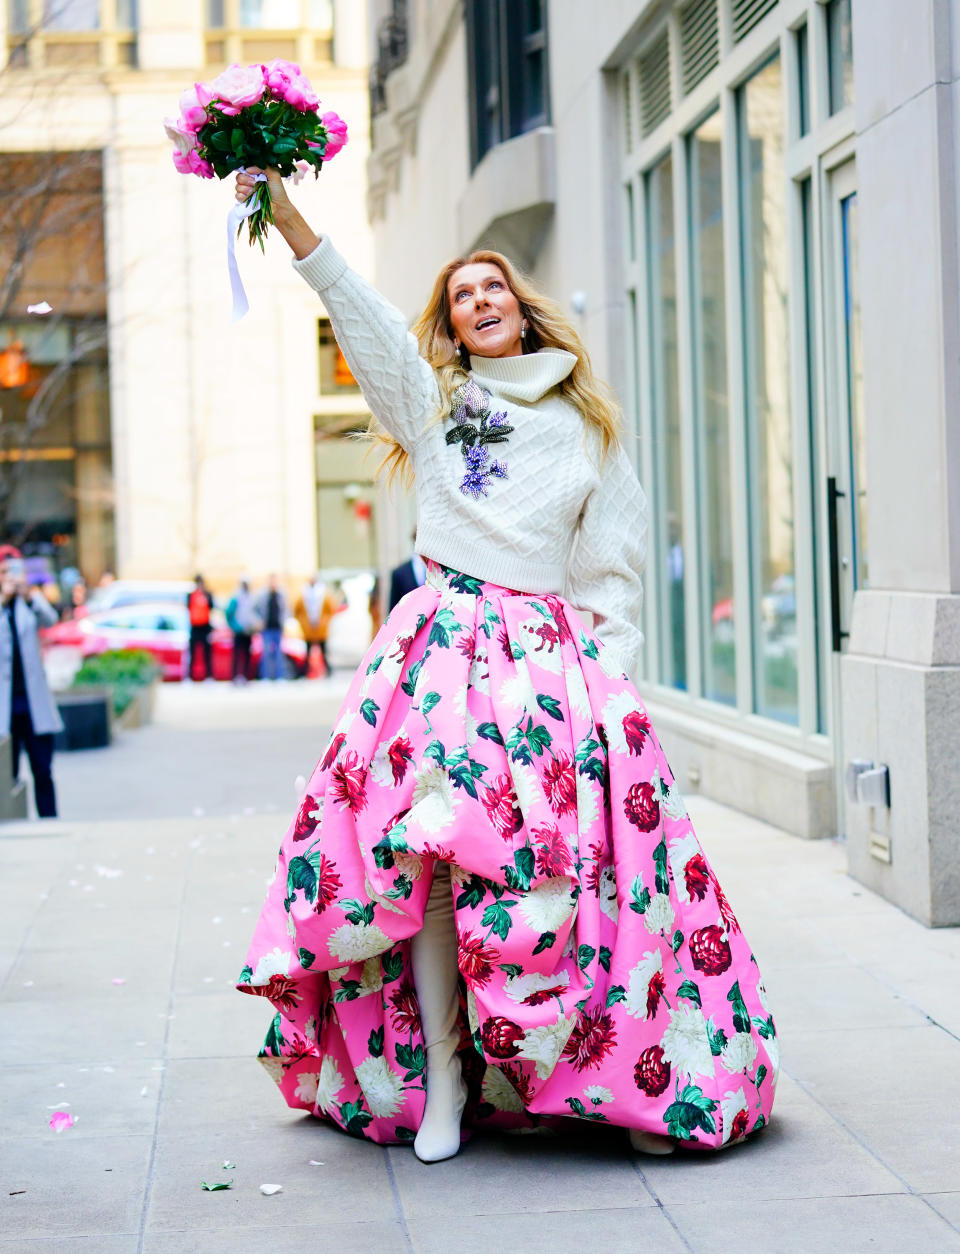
[240, 0, 300, 28]
[43, 0, 99, 30]
[689, 112, 734, 706]
[646, 154, 686, 690]
[796, 22, 810, 136]
[740, 56, 798, 724]
[828, 0, 854, 114]
[842, 192, 867, 589]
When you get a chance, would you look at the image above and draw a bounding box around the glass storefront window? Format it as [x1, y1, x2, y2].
[43, 0, 99, 29]
[689, 110, 734, 706]
[828, 0, 854, 114]
[801, 177, 825, 733]
[646, 152, 686, 691]
[239, 0, 300, 28]
[842, 191, 867, 589]
[796, 21, 810, 137]
[739, 55, 798, 725]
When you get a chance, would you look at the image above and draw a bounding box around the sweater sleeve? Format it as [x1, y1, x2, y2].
[566, 440, 648, 676]
[292, 237, 440, 451]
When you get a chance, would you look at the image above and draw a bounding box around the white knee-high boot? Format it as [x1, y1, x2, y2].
[411, 863, 467, 1162]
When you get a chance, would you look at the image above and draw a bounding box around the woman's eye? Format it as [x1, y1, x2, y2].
[488, 281, 502, 290]
[455, 291, 469, 302]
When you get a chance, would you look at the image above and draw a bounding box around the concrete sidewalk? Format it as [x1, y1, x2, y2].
[2, 684, 959, 1252]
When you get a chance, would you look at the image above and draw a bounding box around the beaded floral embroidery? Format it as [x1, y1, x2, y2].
[446, 378, 515, 499]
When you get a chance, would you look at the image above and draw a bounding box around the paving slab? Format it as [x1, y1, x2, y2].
[408, 1205, 691, 1254]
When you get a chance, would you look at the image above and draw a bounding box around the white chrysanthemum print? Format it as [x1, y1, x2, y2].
[601, 690, 643, 755]
[327, 921, 392, 963]
[668, 831, 702, 905]
[329, 965, 349, 982]
[566, 664, 590, 719]
[518, 618, 563, 673]
[623, 949, 663, 1020]
[452, 683, 469, 719]
[409, 760, 458, 833]
[660, 1003, 714, 1079]
[355, 1055, 405, 1117]
[498, 673, 532, 712]
[756, 978, 772, 1017]
[377, 640, 405, 687]
[304, 1016, 318, 1042]
[510, 762, 543, 822]
[644, 892, 675, 935]
[368, 729, 410, 788]
[519, 1010, 576, 1079]
[259, 1055, 284, 1085]
[721, 1031, 759, 1075]
[393, 849, 424, 881]
[504, 969, 571, 1004]
[481, 1065, 525, 1113]
[598, 642, 626, 678]
[653, 768, 688, 821]
[333, 706, 356, 737]
[720, 1087, 749, 1145]
[518, 878, 576, 933]
[762, 1030, 780, 1078]
[286, 912, 297, 940]
[466, 986, 480, 1034]
[468, 647, 490, 694]
[316, 1055, 344, 1113]
[583, 1084, 613, 1105]
[294, 1071, 320, 1105]
[597, 864, 619, 923]
[576, 770, 600, 836]
[252, 947, 292, 986]
[358, 955, 384, 996]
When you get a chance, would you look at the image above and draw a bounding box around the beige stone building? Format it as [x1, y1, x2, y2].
[0, 0, 377, 597]
[366, 0, 960, 924]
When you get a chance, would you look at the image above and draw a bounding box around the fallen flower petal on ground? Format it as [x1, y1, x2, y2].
[259, 1183, 283, 1196]
[49, 1112, 75, 1132]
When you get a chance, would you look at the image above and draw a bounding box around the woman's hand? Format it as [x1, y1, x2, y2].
[235, 165, 320, 260]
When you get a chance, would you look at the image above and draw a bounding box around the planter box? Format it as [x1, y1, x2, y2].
[55, 690, 112, 751]
[115, 681, 158, 731]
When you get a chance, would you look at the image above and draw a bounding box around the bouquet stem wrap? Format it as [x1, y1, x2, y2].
[227, 171, 267, 322]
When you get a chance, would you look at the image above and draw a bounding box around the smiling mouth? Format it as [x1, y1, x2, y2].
[475, 317, 500, 331]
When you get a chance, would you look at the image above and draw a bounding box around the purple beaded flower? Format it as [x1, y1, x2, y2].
[446, 381, 514, 499]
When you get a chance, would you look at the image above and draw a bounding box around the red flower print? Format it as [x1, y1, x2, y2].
[320, 732, 346, 771]
[329, 751, 367, 813]
[561, 1007, 618, 1072]
[497, 627, 515, 663]
[458, 932, 499, 988]
[314, 853, 342, 913]
[646, 969, 666, 1019]
[292, 793, 319, 841]
[689, 924, 733, 976]
[545, 598, 573, 644]
[388, 981, 421, 1034]
[634, 1044, 671, 1096]
[584, 840, 607, 895]
[284, 1032, 314, 1066]
[457, 633, 475, 661]
[711, 870, 741, 933]
[622, 709, 652, 755]
[533, 822, 573, 878]
[387, 736, 414, 786]
[480, 1015, 524, 1059]
[521, 981, 569, 1007]
[531, 621, 561, 652]
[684, 853, 710, 901]
[482, 774, 522, 841]
[542, 752, 577, 818]
[500, 1061, 535, 1105]
[391, 633, 414, 662]
[623, 781, 660, 832]
[730, 1107, 749, 1141]
[265, 973, 300, 1012]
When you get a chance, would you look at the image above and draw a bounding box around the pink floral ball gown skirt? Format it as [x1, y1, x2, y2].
[238, 563, 778, 1149]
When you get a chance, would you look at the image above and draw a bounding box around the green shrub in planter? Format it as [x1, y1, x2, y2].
[72, 649, 160, 717]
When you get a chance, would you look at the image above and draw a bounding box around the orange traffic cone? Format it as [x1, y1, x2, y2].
[307, 643, 326, 679]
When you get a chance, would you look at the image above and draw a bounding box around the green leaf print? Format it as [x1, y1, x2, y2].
[396, 1042, 426, 1081]
[577, 944, 597, 971]
[752, 1014, 776, 1040]
[261, 1013, 285, 1056]
[385, 874, 414, 901]
[653, 840, 670, 895]
[420, 691, 441, 716]
[298, 947, 316, 970]
[598, 946, 613, 974]
[238, 965, 253, 984]
[527, 722, 553, 755]
[532, 931, 556, 954]
[753, 1113, 766, 1134]
[727, 980, 751, 1034]
[663, 1092, 717, 1140]
[333, 979, 362, 1002]
[529, 602, 553, 619]
[381, 948, 404, 983]
[606, 985, 627, 1007]
[481, 601, 501, 638]
[338, 1099, 373, 1135]
[340, 898, 376, 926]
[372, 844, 396, 870]
[680, 1083, 718, 1116]
[368, 1026, 384, 1057]
[671, 929, 684, 955]
[706, 1017, 728, 1056]
[579, 756, 605, 783]
[366, 653, 383, 675]
[449, 759, 483, 799]
[456, 875, 487, 910]
[677, 979, 702, 1008]
[287, 855, 318, 905]
[580, 634, 600, 661]
[754, 1064, 768, 1089]
[428, 608, 462, 648]
[481, 899, 516, 941]
[360, 698, 380, 727]
[574, 737, 601, 762]
[449, 571, 485, 596]
[400, 657, 424, 697]
[503, 847, 535, 893]
[566, 1096, 587, 1115]
[477, 722, 505, 745]
[510, 641, 525, 661]
[536, 694, 564, 721]
[629, 875, 651, 915]
[499, 963, 524, 978]
[424, 739, 446, 766]
[395, 1126, 417, 1142]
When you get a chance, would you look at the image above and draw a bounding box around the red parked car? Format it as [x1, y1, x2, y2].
[40, 602, 307, 681]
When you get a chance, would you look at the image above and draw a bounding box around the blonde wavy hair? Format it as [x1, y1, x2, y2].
[369, 249, 623, 484]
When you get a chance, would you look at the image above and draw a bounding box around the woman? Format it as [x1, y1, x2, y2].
[236, 169, 778, 1162]
[226, 577, 257, 682]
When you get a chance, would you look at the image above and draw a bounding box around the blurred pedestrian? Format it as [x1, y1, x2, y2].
[388, 538, 426, 611]
[293, 573, 338, 675]
[226, 577, 257, 683]
[187, 574, 214, 681]
[254, 574, 287, 681]
[0, 544, 63, 818]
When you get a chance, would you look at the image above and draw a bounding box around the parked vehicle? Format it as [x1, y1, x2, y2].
[82, 579, 195, 616]
[40, 602, 307, 681]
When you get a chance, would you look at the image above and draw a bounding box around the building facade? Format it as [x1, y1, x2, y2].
[0, 0, 378, 597]
[367, 0, 960, 925]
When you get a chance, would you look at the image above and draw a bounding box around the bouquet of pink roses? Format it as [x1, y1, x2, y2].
[165, 59, 347, 250]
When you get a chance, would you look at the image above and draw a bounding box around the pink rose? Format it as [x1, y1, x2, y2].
[195, 80, 215, 108]
[178, 85, 209, 132]
[262, 57, 301, 96]
[164, 116, 197, 157]
[320, 111, 348, 158]
[283, 71, 319, 112]
[210, 62, 266, 111]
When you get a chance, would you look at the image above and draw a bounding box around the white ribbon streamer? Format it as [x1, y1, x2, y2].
[226, 171, 267, 323]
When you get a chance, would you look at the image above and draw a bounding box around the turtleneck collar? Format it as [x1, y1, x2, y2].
[468, 347, 576, 404]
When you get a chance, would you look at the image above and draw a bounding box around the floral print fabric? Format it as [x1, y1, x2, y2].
[238, 563, 778, 1149]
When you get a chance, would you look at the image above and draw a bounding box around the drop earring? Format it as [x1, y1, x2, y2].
[520, 319, 527, 340]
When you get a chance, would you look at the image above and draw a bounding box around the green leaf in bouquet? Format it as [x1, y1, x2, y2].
[273, 137, 299, 154]
[231, 126, 244, 151]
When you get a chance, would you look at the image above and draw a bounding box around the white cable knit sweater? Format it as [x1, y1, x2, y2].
[293, 237, 649, 673]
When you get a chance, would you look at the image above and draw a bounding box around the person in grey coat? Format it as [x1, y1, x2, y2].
[253, 574, 288, 681]
[0, 546, 63, 817]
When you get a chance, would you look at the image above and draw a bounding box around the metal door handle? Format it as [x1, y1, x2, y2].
[827, 476, 849, 653]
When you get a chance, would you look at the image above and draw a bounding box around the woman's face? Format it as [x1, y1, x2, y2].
[447, 263, 524, 359]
